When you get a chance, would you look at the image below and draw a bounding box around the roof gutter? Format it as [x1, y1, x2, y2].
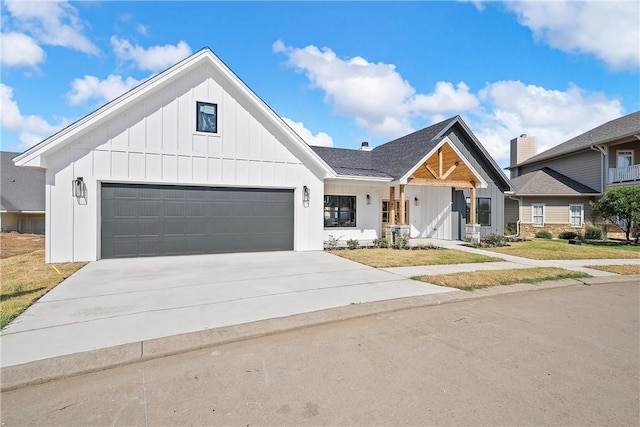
[590, 144, 607, 193]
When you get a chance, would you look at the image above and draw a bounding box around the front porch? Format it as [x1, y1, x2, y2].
[323, 139, 488, 244]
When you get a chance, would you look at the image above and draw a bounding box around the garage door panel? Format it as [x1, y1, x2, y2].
[101, 183, 294, 258]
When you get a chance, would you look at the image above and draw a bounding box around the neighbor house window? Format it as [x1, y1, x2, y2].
[532, 204, 545, 227]
[465, 197, 491, 226]
[324, 195, 356, 227]
[617, 150, 633, 168]
[569, 204, 583, 227]
[196, 101, 218, 133]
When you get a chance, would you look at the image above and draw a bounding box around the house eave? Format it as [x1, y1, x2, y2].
[513, 193, 602, 197]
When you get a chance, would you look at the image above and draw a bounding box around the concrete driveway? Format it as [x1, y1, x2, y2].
[1, 251, 454, 367]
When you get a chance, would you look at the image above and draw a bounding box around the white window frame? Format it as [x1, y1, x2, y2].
[569, 204, 584, 228]
[616, 149, 634, 168]
[531, 203, 545, 227]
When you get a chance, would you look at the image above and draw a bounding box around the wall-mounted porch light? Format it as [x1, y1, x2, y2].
[366, 194, 371, 205]
[302, 185, 310, 206]
[72, 177, 85, 198]
[414, 196, 419, 206]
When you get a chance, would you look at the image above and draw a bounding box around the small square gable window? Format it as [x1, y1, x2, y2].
[196, 101, 217, 133]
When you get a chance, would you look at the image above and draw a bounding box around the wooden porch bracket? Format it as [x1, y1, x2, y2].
[469, 183, 477, 225]
[390, 186, 396, 225]
[399, 184, 406, 225]
[441, 161, 459, 180]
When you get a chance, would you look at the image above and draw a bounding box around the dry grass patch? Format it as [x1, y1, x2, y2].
[485, 239, 640, 260]
[329, 248, 501, 268]
[585, 264, 640, 275]
[1, 250, 86, 329]
[414, 267, 591, 291]
[1, 233, 45, 258]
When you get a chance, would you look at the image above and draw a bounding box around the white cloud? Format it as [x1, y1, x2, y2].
[472, 80, 624, 163]
[505, 1, 640, 70]
[274, 40, 480, 139]
[111, 37, 192, 72]
[136, 24, 148, 36]
[282, 117, 334, 147]
[4, 0, 99, 55]
[411, 82, 479, 113]
[67, 74, 141, 106]
[1, 83, 69, 149]
[0, 32, 45, 68]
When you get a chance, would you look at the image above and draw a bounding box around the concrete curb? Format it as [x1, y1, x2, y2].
[580, 274, 640, 286]
[1, 275, 635, 392]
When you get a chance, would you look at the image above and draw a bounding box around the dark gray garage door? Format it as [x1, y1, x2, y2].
[101, 183, 294, 258]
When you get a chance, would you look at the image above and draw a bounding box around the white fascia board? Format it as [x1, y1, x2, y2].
[325, 176, 393, 185]
[398, 137, 488, 188]
[515, 193, 602, 197]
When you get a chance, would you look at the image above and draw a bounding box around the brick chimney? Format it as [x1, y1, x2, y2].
[510, 134, 536, 178]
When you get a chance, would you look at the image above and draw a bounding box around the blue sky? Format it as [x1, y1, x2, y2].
[1, 1, 639, 168]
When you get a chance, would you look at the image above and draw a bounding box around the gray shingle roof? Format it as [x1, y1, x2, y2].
[312, 116, 456, 180]
[519, 111, 640, 167]
[511, 167, 599, 195]
[1, 151, 45, 212]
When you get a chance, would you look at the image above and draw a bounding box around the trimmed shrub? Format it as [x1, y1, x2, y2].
[346, 239, 359, 250]
[584, 225, 605, 240]
[393, 235, 410, 250]
[372, 237, 389, 248]
[558, 230, 579, 240]
[481, 234, 509, 247]
[535, 230, 553, 239]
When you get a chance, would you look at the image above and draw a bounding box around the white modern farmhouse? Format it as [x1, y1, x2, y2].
[14, 48, 511, 262]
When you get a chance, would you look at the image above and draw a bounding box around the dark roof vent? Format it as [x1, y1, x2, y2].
[359, 141, 372, 151]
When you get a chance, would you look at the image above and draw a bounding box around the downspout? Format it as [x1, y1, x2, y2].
[508, 196, 522, 237]
[590, 144, 607, 194]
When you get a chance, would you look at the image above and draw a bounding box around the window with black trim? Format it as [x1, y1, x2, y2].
[465, 197, 492, 226]
[324, 195, 356, 228]
[196, 101, 218, 133]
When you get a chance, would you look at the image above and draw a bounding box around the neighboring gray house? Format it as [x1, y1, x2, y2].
[1, 151, 45, 234]
[506, 111, 640, 237]
[313, 116, 513, 242]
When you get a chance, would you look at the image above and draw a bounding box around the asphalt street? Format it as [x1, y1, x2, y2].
[2, 280, 638, 426]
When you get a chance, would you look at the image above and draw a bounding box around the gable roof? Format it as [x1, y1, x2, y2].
[1, 151, 45, 212]
[518, 111, 640, 167]
[313, 115, 511, 190]
[511, 167, 599, 196]
[13, 47, 334, 178]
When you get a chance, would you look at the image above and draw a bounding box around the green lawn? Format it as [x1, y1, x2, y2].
[585, 264, 640, 275]
[485, 239, 640, 260]
[329, 248, 501, 268]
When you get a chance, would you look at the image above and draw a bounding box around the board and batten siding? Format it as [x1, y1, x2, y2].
[447, 128, 509, 236]
[520, 150, 602, 192]
[322, 184, 452, 242]
[44, 63, 325, 262]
